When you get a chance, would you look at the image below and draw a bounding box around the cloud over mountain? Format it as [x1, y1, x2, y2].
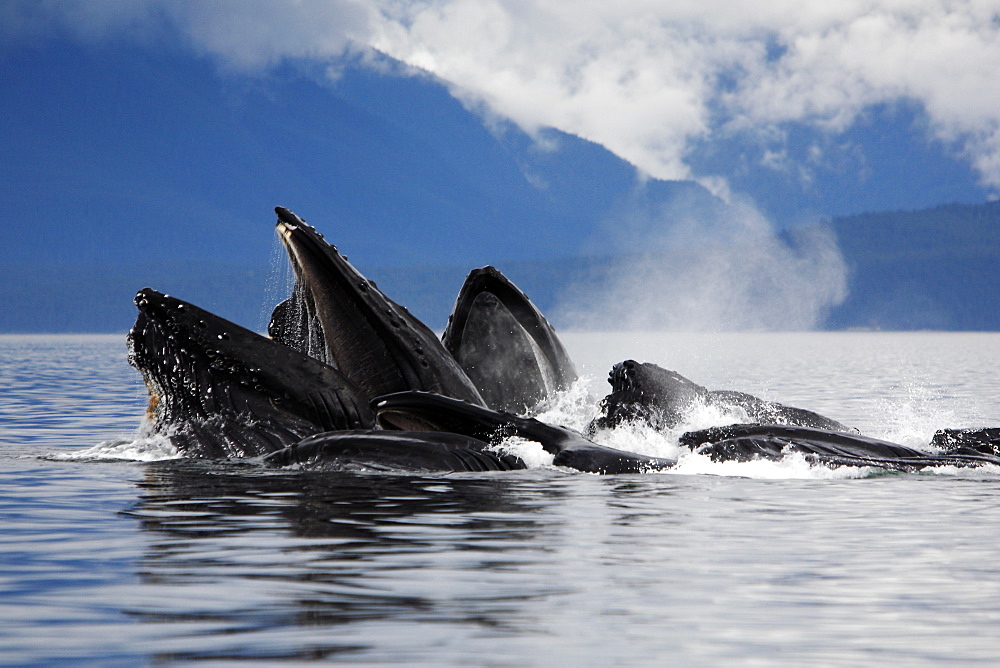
[9, 0, 1000, 195]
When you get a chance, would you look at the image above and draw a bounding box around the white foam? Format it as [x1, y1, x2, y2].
[531, 385, 884, 479]
[531, 375, 600, 432]
[50, 436, 180, 462]
[670, 450, 872, 479]
[919, 463, 1000, 477]
[492, 436, 555, 468]
[50, 421, 180, 462]
[590, 421, 683, 460]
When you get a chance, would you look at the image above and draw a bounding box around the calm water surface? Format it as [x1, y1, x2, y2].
[3, 333, 1000, 664]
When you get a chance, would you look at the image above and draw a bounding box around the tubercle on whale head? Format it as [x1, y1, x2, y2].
[274, 208, 351, 282]
[608, 360, 642, 395]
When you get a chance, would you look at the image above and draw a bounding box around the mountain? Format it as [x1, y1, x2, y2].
[0, 43, 720, 332]
[825, 202, 1000, 330]
[2, 43, 713, 270]
[3, 200, 999, 333]
[2, 44, 997, 333]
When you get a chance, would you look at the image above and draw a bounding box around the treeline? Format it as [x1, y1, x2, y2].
[2, 201, 999, 333]
[826, 201, 1000, 330]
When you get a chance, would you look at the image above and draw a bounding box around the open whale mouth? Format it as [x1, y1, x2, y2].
[128, 287, 264, 425]
[127, 288, 223, 439]
[267, 216, 331, 366]
[127, 287, 375, 458]
[269, 207, 485, 406]
[270, 206, 414, 397]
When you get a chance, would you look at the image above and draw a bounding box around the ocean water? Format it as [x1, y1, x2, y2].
[3, 332, 1000, 664]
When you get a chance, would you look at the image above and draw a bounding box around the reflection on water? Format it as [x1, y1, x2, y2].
[0, 335, 146, 450]
[6, 333, 1000, 663]
[118, 463, 1000, 664]
[124, 462, 574, 661]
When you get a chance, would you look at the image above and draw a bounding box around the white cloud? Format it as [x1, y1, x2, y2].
[366, 0, 1000, 190]
[12, 0, 1000, 189]
[165, 0, 373, 69]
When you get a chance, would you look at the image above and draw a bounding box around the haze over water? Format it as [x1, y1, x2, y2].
[3, 332, 1000, 664]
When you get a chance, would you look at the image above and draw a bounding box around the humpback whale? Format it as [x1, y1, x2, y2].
[128, 287, 1000, 474]
[262, 430, 526, 472]
[930, 427, 1000, 456]
[373, 391, 677, 474]
[123, 205, 1000, 478]
[590, 360, 851, 434]
[371, 392, 998, 474]
[269, 206, 485, 406]
[442, 266, 578, 414]
[680, 423, 1000, 472]
[128, 288, 374, 458]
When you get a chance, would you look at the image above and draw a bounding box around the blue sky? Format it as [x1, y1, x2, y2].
[2, 1, 997, 272]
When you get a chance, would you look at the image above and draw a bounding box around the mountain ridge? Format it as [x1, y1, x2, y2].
[3, 199, 998, 333]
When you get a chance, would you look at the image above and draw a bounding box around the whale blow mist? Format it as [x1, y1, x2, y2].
[555, 193, 848, 331]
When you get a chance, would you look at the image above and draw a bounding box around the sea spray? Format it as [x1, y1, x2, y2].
[556, 195, 847, 331]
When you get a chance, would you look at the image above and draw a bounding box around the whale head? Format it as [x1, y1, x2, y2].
[128, 287, 373, 457]
[270, 206, 484, 406]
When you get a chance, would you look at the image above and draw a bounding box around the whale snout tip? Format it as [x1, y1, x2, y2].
[275, 206, 302, 230]
[135, 287, 155, 310]
[274, 206, 327, 242]
[275, 207, 297, 235]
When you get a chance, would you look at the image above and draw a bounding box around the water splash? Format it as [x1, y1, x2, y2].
[532, 375, 600, 432]
[524, 383, 881, 479]
[493, 436, 555, 468]
[671, 451, 872, 480]
[558, 197, 847, 331]
[258, 233, 298, 333]
[50, 431, 180, 462]
[867, 382, 962, 449]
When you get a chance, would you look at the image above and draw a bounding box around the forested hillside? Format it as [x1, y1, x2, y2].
[826, 202, 1000, 330]
[2, 202, 998, 333]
